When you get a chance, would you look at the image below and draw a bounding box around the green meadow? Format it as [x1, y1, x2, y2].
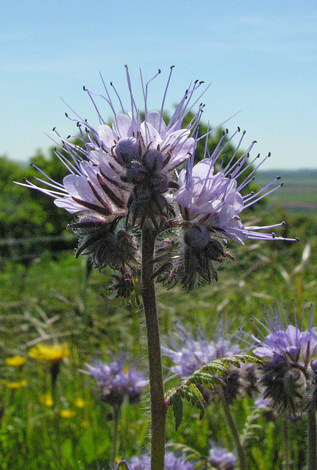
[1, 205, 317, 469]
[1, 150, 317, 469]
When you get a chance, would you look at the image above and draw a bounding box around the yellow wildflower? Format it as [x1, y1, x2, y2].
[60, 409, 76, 418]
[39, 393, 54, 407]
[1, 379, 27, 389]
[74, 397, 85, 408]
[28, 343, 70, 364]
[5, 355, 27, 367]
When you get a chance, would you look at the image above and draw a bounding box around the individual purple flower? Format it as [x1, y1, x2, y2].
[208, 443, 236, 470]
[18, 67, 205, 232]
[128, 451, 194, 470]
[82, 356, 147, 409]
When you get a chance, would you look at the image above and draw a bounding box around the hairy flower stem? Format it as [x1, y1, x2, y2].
[141, 226, 167, 470]
[308, 406, 317, 470]
[283, 418, 290, 470]
[111, 407, 120, 465]
[220, 391, 247, 470]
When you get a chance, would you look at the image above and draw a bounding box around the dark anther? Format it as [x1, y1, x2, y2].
[67, 135, 71, 139]
[277, 176, 281, 180]
[83, 86, 86, 91]
[272, 233, 276, 238]
[280, 183, 284, 187]
[52, 127, 56, 131]
[65, 113, 68, 117]
[282, 221, 285, 225]
[158, 69, 161, 73]
[268, 152, 271, 157]
[296, 237, 300, 242]
[199, 81, 204, 85]
[238, 126, 240, 132]
[170, 65, 175, 69]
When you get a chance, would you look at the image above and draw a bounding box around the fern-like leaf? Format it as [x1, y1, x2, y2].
[240, 407, 264, 447]
[166, 354, 262, 430]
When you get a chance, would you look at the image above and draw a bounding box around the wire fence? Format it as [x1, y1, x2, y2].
[0, 234, 76, 263]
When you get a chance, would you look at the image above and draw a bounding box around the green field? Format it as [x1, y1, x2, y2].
[1, 204, 317, 469]
[257, 169, 317, 212]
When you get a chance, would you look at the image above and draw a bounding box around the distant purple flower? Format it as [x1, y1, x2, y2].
[162, 322, 240, 379]
[208, 443, 236, 470]
[251, 304, 317, 368]
[83, 357, 147, 409]
[18, 66, 205, 230]
[175, 129, 298, 244]
[128, 451, 194, 470]
[246, 304, 317, 413]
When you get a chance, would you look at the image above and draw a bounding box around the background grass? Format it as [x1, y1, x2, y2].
[1, 177, 317, 470]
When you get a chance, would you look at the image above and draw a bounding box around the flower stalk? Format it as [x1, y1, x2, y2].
[111, 406, 120, 465]
[141, 225, 167, 470]
[220, 390, 247, 470]
[308, 406, 317, 470]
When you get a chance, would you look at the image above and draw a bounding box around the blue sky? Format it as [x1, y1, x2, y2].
[1, 0, 316, 170]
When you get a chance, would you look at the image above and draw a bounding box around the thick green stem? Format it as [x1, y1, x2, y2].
[220, 391, 247, 470]
[141, 226, 166, 470]
[308, 406, 317, 470]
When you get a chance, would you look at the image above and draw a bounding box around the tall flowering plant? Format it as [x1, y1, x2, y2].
[17, 66, 297, 470]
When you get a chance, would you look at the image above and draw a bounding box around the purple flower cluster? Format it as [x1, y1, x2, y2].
[162, 322, 240, 378]
[17, 66, 297, 289]
[163, 322, 257, 404]
[19, 67, 203, 229]
[174, 130, 292, 244]
[248, 304, 317, 413]
[208, 443, 236, 470]
[127, 451, 195, 470]
[83, 357, 147, 409]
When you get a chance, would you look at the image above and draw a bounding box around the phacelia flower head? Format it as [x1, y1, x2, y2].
[83, 356, 147, 409]
[128, 451, 195, 470]
[175, 129, 297, 244]
[245, 303, 317, 413]
[208, 443, 236, 470]
[18, 67, 205, 232]
[163, 321, 257, 404]
[250, 304, 317, 367]
[161, 129, 298, 290]
[162, 321, 240, 379]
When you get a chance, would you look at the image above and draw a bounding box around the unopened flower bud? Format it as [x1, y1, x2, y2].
[122, 162, 147, 184]
[143, 149, 164, 172]
[184, 225, 211, 250]
[206, 238, 226, 262]
[115, 138, 140, 166]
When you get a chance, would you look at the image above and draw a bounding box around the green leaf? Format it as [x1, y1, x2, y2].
[171, 392, 184, 431]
